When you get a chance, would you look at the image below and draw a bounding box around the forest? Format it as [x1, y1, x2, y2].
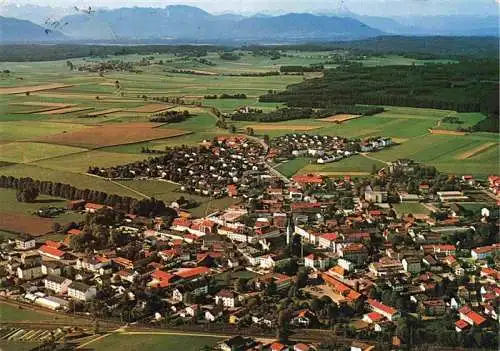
[0, 175, 170, 217]
[231, 106, 384, 122]
[259, 60, 499, 130]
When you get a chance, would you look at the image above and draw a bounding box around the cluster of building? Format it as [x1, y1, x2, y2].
[268, 134, 392, 164]
[1, 135, 499, 350]
[87, 136, 268, 198]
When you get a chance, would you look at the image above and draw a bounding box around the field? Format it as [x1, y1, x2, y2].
[0, 51, 497, 221]
[0, 303, 60, 322]
[393, 202, 431, 216]
[34, 123, 189, 148]
[319, 114, 361, 123]
[88, 333, 224, 351]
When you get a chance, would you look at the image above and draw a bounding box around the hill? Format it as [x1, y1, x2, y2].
[58, 5, 382, 42]
[0, 16, 66, 43]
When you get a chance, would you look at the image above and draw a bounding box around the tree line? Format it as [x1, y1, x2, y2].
[204, 93, 247, 99]
[0, 175, 169, 217]
[280, 64, 324, 73]
[231, 106, 384, 122]
[150, 110, 190, 123]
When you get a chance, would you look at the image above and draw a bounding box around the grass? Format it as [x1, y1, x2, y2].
[0, 303, 59, 322]
[0, 188, 84, 225]
[89, 333, 223, 351]
[300, 155, 385, 174]
[0, 142, 87, 163]
[393, 202, 430, 216]
[275, 157, 313, 178]
[0, 121, 88, 141]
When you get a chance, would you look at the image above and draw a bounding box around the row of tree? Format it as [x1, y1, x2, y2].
[231, 106, 384, 122]
[0, 175, 169, 217]
[150, 110, 190, 123]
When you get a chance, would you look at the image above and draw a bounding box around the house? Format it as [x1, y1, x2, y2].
[363, 312, 384, 324]
[84, 202, 109, 213]
[318, 232, 338, 251]
[15, 233, 36, 250]
[17, 264, 43, 280]
[38, 245, 65, 260]
[304, 253, 331, 271]
[291, 309, 316, 327]
[367, 299, 400, 321]
[215, 290, 239, 308]
[364, 187, 387, 203]
[67, 281, 97, 301]
[402, 257, 421, 274]
[219, 336, 256, 351]
[419, 299, 446, 316]
[471, 244, 500, 260]
[41, 261, 63, 276]
[455, 319, 470, 332]
[292, 174, 323, 187]
[270, 342, 288, 351]
[339, 243, 368, 265]
[351, 341, 375, 351]
[458, 306, 487, 327]
[44, 275, 72, 294]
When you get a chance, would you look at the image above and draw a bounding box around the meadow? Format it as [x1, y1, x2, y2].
[88, 333, 224, 351]
[0, 50, 497, 237]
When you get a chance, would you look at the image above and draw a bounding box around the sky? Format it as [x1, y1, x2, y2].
[1, 0, 498, 17]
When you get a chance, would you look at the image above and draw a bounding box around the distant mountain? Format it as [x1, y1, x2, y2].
[392, 15, 499, 36]
[0, 16, 66, 43]
[0, 3, 71, 26]
[57, 5, 382, 42]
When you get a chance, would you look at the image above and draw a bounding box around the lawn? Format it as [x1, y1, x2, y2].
[0, 303, 58, 322]
[299, 155, 385, 176]
[275, 157, 314, 178]
[393, 202, 430, 216]
[0, 188, 84, 227]
[89, 333, 223, 351]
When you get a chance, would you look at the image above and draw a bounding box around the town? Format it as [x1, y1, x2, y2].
[0, 134, 498, 351]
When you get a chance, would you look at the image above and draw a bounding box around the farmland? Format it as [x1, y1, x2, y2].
[89, 333, 224, 351]
[0, 49, 497, 230]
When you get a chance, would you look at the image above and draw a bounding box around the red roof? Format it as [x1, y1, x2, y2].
[320, 232, 338, 241]
[175, 266, 210, 279]
[45, 240, 63, 249]
[455, 319, 469, 329]
[367, 299, 397, 316]
[39, 245, 65, 258]
[270, 342, 286, 351]
[85, 203, 106, 210]
[172, 218, 192, 228]
[151, 270, 174, 282]
[292, 174, 323, 185]
[67, 229, 82, 235]
[367, 312, 384, 322]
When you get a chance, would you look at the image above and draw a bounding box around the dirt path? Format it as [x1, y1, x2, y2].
[76, 333, 111, 349]
[360, 153, 390, 165]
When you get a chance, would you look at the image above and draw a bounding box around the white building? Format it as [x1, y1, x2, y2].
[44, 275, 72, 294]
[15, 234, 36, 251]
[215, 290, 239, 308]
[68, 282, 96, 301]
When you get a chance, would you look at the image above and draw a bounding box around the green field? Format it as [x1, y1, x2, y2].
[89, 333, 223, 351]
[0, 188, 83, 224]
[0, 303, 59, 322]
[393, 202, 431, 216]
[275, 157, 314, 178]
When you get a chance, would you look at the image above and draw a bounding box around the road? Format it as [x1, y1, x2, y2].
[360, 152, 390, 165]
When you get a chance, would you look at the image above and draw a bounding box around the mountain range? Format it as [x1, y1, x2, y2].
[0, 4, 498, 43]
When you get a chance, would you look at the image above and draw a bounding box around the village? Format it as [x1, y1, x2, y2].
[0, 135, 499, 351]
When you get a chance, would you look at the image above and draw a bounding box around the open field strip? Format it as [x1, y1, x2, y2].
[34, 123, 190, 148]
[38, 106, 93, 115]
[0, 121, 90, 141]
[429, 129, 467, 135]
[318, 114, 361, 123]
[86, 108, 124, 116]
[0, 142, 88, 163]
[245, 124, 321, 131]
[129, 103, 174, 113]
[456, 142, 497, 159]
[307, 171, 371, 176]
[0, 83, 73, 95]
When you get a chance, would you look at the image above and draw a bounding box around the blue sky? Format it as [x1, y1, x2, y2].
[1, 0, 498, 16]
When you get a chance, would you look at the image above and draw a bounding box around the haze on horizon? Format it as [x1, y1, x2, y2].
[1, 0, 498, 17]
